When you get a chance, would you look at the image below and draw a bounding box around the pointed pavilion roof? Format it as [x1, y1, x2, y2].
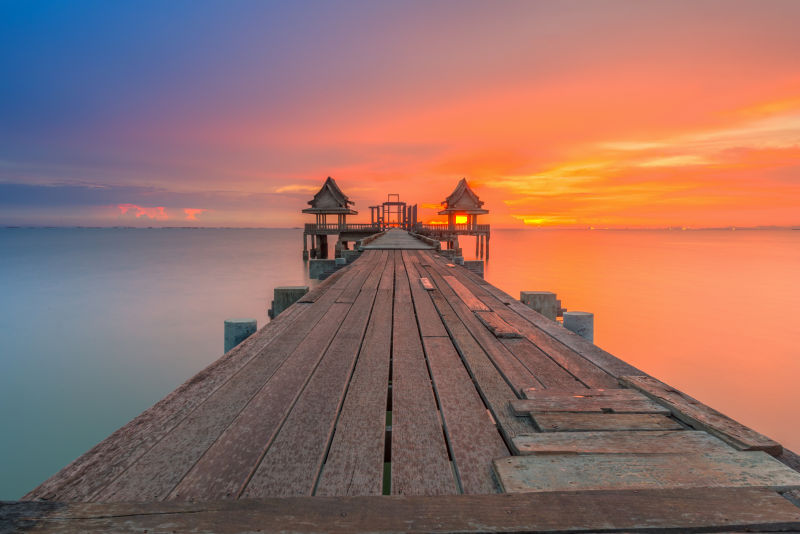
[302, 177, 358, 215]
[438, 178, 489, 215]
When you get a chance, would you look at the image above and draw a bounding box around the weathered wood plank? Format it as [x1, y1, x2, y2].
[482, 282, 643, 377]
[29, 254, 373, 502]
[97, 254, 386, 502]
[621, 375, 783, 456]
[442, 275, 490, 311]
[493, 451, 800, 493]
[473, 310, 522, 338]
[168, 253, 385, 502]
[240, 252, 389, 498]
[422, 262, 542, 394]
[419, 277, 434, 290]
[530, 412, 685, 432]
[106, 300, 354, 502]
[511, 430, 732, 455]
[501, 338, 586, 390]
[437, 264, 619, 389]
[419, 261, 536, 442]
[315, 256, 394, 496]
[336, 250, 385, 304]
[422, 336, 508, 494]
[402, 251, 448, 338]
[511, 389, 670, 415]
[391, 252, 456, 495]
[8, 488, 800, 533]
[298, 255, 366, 303]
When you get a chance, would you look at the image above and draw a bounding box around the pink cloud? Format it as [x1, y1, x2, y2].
[184, 208, 207, 221]
[117, 204, 168, 220]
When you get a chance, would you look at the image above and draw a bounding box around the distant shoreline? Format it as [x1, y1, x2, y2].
[3, 225, 799, 231]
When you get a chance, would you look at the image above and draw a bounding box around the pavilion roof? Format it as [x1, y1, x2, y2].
[302, 177, 358, 215]
[438, 178, 489, 215]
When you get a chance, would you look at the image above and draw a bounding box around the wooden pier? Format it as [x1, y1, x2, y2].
[303, 177, 491, 260]
[5, 230, 800, 532]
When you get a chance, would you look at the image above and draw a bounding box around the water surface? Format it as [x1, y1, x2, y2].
[0, 228, 797, 499]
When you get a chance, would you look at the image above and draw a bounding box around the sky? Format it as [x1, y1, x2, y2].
[1, 0, 799, 228]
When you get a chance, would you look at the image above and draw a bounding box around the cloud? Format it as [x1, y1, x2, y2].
[184, 208, 207, 220]
[275, 184, 319, 194]
[638, 155, 711, 167]
[117, 204, 168, 220]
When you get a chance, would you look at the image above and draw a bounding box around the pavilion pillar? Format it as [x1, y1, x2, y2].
[319, 235, 328, 259]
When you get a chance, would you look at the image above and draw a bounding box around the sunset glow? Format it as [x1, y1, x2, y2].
[1, 1, 798, 227]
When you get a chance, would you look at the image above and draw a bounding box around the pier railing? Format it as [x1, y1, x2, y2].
[304, 223, 383, 234]
[416, 223, 491, 234]
[304, 222, 490, 235]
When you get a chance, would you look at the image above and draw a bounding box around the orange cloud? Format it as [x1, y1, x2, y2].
[184, 208, 207, 221]
[117, 204, 168, 220]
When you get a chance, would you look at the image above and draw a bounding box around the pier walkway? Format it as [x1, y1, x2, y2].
[6, 231, 800, 532]
[361, 228, 434, 249]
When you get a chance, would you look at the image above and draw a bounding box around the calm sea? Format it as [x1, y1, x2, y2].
[1, 228, 798, 499]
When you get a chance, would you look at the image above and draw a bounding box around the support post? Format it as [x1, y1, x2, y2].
[302, 233, 308, 260]
[486, 233, 490, 261]
[320, 235, 328, 259]
[563, 311, 594, 342]
[268, 286, 309, 319]
[520, 291, 558, 320]
[224, 319, 257, 353]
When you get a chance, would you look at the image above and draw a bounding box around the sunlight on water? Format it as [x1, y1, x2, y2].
[0, 227, 798, 499]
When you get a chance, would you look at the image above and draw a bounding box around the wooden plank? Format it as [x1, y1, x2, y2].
[28, 253, 372, 502]
[493, 451, 800, 493]
[173, 253, 386, 501]
[390, 251, 456, 495]
[297, 254, 368, 303]
[419, 277, 434, 290]
[240, 252, 388, 498]
[420, 266, 536, 441]
[511, 430, 732, 455]
[481, 282, 643, 377]
[336, 250, 385, 303]
[522, 388, 649, 401]
[8, 488, 800, 533]
[422, 336, 508, 494]
[473, 310, 522, 338]
[442, 275, 490, 311]
[530, 412, 685, 432]
[501, 338, 587, 390]
[440, 266, 619, 389]
[511, 389, 670, 415]
[95, 252, 386, 502]
[621, 375, 783, 456]
[315, 256, 394, 496]
[402, 251, 448, 338]
[422, 262, 542, 394]
[105, 300, 354, 502]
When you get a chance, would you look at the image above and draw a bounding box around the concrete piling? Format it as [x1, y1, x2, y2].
[268, 286, 309, 319]
[464, 260, 484, 278]
[224, 319, 257, 353]
[309, 258, 336, 279]
[520, 291, 559, 320]
[563, 311, 594, 342]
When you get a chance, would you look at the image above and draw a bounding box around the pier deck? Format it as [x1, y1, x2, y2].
[7, 232, 800, 532]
